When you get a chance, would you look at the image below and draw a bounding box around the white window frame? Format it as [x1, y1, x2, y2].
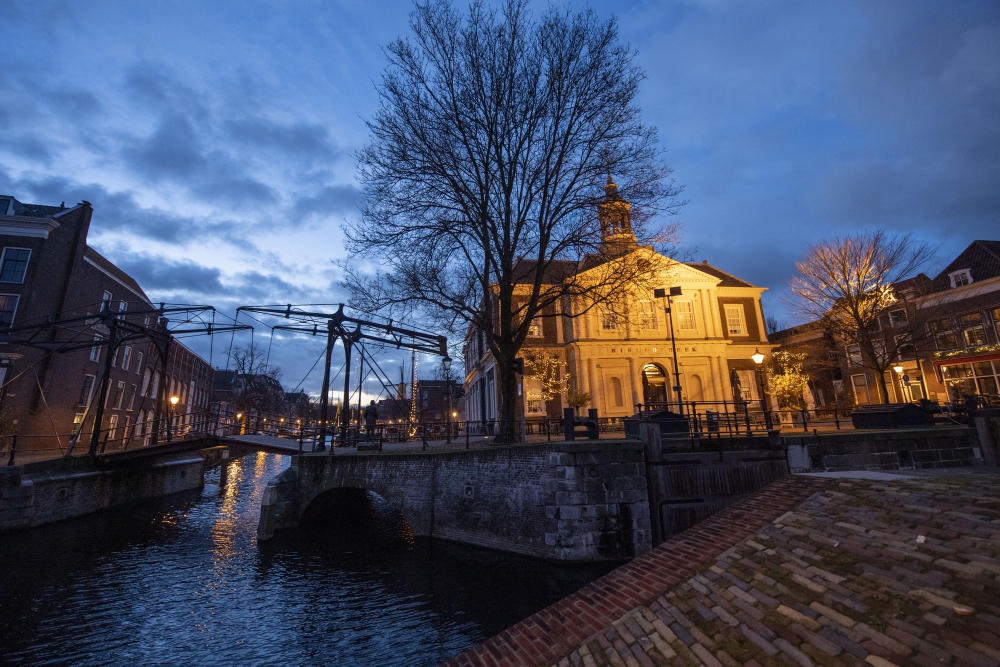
[846, 344, 862, 367]
[135, 351, 143, 374]
[949, 269, 972, 288]
[0, 293, 19, 326]
[889, 309, 908, 328]
[108, 414, 119, 441]
[0, 247, 31, 284]
[638, 301, 658, 330]
[724, 304, 747, 336]
[674, 300, 697, 331]
[89, 336, 102, 362]
[851, 374, 870, 405]
[78, 374, 96, 407]
[526, 315, 543, 338]
[121, 346, 132, 371]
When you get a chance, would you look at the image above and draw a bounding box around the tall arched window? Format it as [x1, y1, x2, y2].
[140, 368, 151, 396]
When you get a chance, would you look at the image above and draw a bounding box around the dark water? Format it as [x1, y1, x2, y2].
[0, 453, 615, 666]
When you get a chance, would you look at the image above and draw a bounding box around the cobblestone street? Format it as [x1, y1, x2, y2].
[552, 470, 1000, 667]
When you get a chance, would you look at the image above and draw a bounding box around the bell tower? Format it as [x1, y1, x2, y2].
[598, 173, 637, 253]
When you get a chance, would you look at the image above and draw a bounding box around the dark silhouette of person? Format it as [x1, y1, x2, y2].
[363, 400, 379, 442]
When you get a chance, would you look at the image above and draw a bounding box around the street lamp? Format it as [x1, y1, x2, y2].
[442, 355, 453, 443]
[653, 286, 684, 414]
[893, 365, 906, 403]
[751, 349, 773, 430]
[168, 395, 179, 441]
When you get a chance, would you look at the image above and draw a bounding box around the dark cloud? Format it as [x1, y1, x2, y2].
[111, 254, 225, 294]
[226, 118, 340, 161]
[293, 184, 361, 218]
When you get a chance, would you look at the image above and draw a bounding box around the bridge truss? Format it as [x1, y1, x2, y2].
[236, 304, 448, 448]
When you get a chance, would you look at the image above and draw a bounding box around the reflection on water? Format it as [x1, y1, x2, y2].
[0, 454, 615, 666]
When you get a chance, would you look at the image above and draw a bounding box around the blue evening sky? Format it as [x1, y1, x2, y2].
[2, 0, 997, 395]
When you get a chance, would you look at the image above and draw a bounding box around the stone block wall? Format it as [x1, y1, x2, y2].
[782, 426, 982, 472]
[260, 440, 652, 562]
[0, 453, 205, 532]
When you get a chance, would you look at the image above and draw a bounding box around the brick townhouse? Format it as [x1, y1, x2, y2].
[0, 194, 214, 457]
[772, 240, 1000, 408]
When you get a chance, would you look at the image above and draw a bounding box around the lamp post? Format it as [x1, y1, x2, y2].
[442, 355, 452, 444]
[168, 395, 179, 441]
[751, 349, 773, 430]
[653, 287, 684, 415]
[236, 412, 243, 436]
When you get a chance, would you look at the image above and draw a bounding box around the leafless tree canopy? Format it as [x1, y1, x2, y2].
[788, 230, 934, 403]
[345, 0, 681, 436]
[229, 343, 286, 416]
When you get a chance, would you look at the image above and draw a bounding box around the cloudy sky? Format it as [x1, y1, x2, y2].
[2, 0, 997, 397]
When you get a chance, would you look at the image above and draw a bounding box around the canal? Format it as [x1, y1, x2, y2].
[0, 453, 616, 666]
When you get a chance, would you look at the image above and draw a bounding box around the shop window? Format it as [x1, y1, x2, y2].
[524, 377, 544, 414]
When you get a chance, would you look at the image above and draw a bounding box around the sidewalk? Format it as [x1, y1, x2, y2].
[446, 469, 1000, 667]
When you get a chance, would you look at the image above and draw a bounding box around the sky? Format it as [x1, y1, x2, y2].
[1, 0, 998, 398]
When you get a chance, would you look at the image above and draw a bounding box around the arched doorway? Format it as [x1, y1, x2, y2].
[642, 363, 669, 405]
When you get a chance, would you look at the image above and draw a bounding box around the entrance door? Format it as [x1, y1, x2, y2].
[642, 363, 669, 405]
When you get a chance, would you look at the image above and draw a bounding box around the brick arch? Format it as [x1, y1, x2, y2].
[297, 480, 422, 533]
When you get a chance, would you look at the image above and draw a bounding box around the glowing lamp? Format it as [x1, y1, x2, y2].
[169, 395, 179, 406]
[751, 349, 765, 365]
[893, 365, 904, 374]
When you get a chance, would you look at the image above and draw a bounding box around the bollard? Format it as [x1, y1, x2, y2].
[546, 419, 551, 442]
[834, 409, 840, 430]
[7, 435, 15, 466]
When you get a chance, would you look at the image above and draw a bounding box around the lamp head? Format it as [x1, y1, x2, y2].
[169, 395, 179, 406]
[442, 355, 452, 372]
[893, 365, 904, 374]
[236, 413, 242, 419]
[751, 349, 765, 365]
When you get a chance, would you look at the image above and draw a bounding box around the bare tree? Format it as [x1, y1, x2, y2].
[788, 231, 933, 404]
[345, 0, 682, 440]
[229, 343, 286, 417]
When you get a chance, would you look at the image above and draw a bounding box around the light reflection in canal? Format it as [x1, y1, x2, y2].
[0, 453, 616, 666]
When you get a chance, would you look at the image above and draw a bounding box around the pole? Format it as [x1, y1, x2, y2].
[317, 322, 335, 451]
[445, 373, 452, 444]
[356, 344, 365, 432]
[756, 364, 773, 430]
[665, 296, 684, 416]
[89, 318, 118, 455]
[341, 337, 353, 446]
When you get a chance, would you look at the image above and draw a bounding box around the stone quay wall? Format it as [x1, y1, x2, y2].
[258, 440, 652, 562]
[0, 453, 205, 532]
[783, 426, 983, 472]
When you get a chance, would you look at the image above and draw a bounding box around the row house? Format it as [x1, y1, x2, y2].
[463, 177, 773, 425]
[0, 195, 213, 456]
[773, 240, 1000, 407]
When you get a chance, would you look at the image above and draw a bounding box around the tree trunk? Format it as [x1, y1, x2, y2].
[878, 371, 891, 404]
[496, 362, 519, 444]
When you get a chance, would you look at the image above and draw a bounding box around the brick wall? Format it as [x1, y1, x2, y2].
[441, 474, 828, 667]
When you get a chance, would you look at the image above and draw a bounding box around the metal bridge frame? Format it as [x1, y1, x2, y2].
[237, 304, 447, 450]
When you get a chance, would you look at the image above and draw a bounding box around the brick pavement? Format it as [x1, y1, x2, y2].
[445, 471, 1000, 667]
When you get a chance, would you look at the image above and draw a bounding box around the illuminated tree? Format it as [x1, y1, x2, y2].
[767, 350, 809, 409]
[788, 231, 932, 403]
[523, 350, 570, 402]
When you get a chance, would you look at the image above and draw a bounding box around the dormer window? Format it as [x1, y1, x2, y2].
[950, 269, 972, 288]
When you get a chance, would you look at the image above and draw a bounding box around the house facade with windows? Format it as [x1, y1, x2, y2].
[0, 195, 213, 456]
[462, 180, 773, 426]
[772, 240, 1000, 408]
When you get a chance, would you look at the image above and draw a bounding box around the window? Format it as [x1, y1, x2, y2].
[102, 290, 113, 308]
[524, 377, 544, 414]
[949, 269, 972, 288]
[72, 413, 85, 436]
[527, 316, 543, 337]
[141, 368, 151, 396]
[114, 381, 126, 409]
[889, 309, 908, 328]
[894, 334, 916, 360]
[120, 346, 132, 371]
[960, 312, 987, 347]
[846, 344, 862, 367]
[638, 301, 657, 330]
[78, 375, 96, 407]
[852, 374, 871, 405]
[0, 294, 18, 326]
[111, 346, 119, 368]
[107, 414, 119, 441]
[736, 370, 758, 401]
[724, 304, 746, 335]
[601, 309, 618, 331]
[135, 352, 143, 374]
[611, 377, 624, 407]
[930, 317, 959, 351]
[0, 248, 30, 283]
[89, 337, 102, 362]
[127, 385, 137, 411]
[674, 300, 696, 331]
[118, 300, 128, 314]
